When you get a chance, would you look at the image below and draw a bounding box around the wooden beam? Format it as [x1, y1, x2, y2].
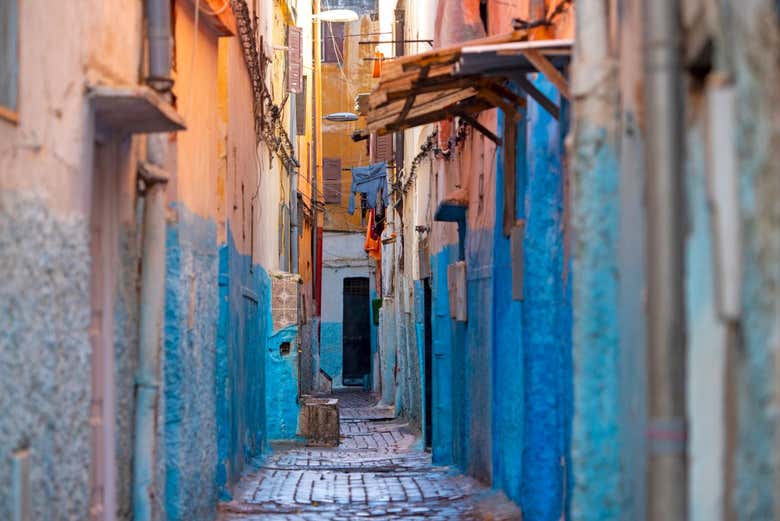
[486, 82, 528, 109]
[503, 116, 517, 237]
[367, 89, 481, 131]
[458, 112, 502, 145]
[477, 88, 521, 122]
[511, 73, 560, 120]
[522, 49, 571, 100]
[372, 76, 500, 109]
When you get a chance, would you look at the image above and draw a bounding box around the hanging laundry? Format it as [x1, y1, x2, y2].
[364, 209, 382, 261]
[348, 161, 390, 215]
[372, 186, 386, 239]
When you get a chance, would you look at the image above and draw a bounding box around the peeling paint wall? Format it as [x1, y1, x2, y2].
[216, 232, 270, 497]
[0, 1, 144, 519]
[0, 193, 92, 521]
[266, 323, 301, 440]
[729, 2, 780, 518]
[163, 204, 219, 521]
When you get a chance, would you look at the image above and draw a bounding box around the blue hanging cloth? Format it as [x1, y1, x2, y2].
[348, 161, 390, 215]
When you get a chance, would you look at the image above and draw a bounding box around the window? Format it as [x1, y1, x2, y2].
[322, 22, 344, 64]
[295, 77, 307, 136]
[323, 157, 342, 204]
[371, 132, 393, 163]
[0, 0, 19, 122]
[287, 26, 303, 93]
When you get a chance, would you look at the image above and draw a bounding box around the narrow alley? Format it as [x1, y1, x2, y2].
[1, 1, 779, 521]
[219, 391, 521, 520]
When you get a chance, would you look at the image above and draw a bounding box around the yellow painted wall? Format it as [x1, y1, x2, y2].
[322, 15, 380, 232]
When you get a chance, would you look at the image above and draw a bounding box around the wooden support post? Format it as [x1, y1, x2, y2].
[522, 49, 571, 100]
[458, 112, 502, 145]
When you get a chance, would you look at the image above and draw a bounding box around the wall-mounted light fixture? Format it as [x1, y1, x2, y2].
[324, 112, 359, 122]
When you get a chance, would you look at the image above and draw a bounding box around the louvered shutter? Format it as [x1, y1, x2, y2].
[371, 133, 393, 163]
[295, 77, 307, 136]
[287, 26, 303, 93]
[323, 158, 342, 204]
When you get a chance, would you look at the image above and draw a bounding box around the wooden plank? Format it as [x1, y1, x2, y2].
[447, 261, 468, 321]
[368, 88, 478, 126]
[372, 62, 455, 98]
[522, 49, 571, 100]
[371, 75, 494, 109]
[375, 98, 491, 134]
[486, 82, 528, 109]
[396, 65, 430, 123]
[511, 220, 525, 300]
[369, 90, 480, 130]
[503, 118, 517, 237]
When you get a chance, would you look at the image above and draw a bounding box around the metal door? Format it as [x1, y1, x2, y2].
[342, 277, 370, 385]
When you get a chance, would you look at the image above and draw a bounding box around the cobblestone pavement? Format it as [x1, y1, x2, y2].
[219, 391, 522, 520]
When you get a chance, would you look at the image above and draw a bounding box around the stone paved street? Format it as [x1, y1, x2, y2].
[219, 391, 522, 520]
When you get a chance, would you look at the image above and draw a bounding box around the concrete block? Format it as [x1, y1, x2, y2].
[298, 397, 340, 446]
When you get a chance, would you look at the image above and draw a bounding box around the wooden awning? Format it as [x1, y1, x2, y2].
[366, 32, 572, 135]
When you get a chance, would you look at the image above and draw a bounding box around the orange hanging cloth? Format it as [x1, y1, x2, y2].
[364, 210, 382, 261]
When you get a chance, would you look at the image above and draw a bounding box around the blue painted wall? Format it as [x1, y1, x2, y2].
[320, 322, 343, 387]
[491, 108, 526, 506]
[163, 204, 219, 521]
[428, 78, 571, 518]
[430, 244, 458, 465]
[265, 323, 300, 441]
[215, 229, 270, 498]
[0, 192, 92, 521]
[518, 78, 571, 521]
[569, 97, 624, 521]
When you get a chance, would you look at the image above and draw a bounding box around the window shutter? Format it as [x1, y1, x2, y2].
[322, 22, 345, 63]
[295, 77, 307, 136]
[323, 158, 342, 204]
[287, 26, 303, 93]
[371, 133, 393, 163]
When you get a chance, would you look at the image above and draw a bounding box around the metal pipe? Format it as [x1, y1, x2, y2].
[146, 0, 173, 90]
[642, 0, 688, 518]
[132, 177, 167, 521]
[313, 0, 322, 312]
[133, 3, 173, 517]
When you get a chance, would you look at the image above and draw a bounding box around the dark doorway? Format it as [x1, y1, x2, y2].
[342, 277, 371, 386]
[424, 278, 433, 449]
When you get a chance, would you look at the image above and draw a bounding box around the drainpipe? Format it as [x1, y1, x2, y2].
[146, 0, 173, 92]
[133, 1, 172, 520]
[642, 0, 687, 519]
[290, 102, 299, 274]
[313, 0, 322, 312]
[132, 163, 168, 521]
[290, 168, 300, 273]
